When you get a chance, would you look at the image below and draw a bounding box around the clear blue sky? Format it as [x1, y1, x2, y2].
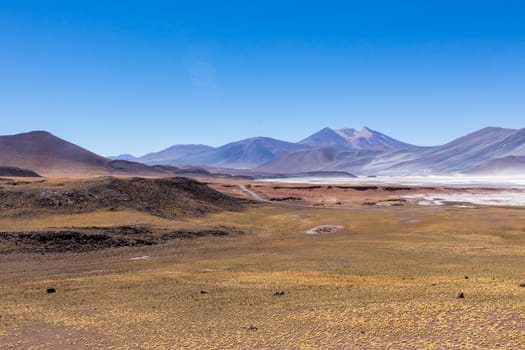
[1, 0, 524, 156]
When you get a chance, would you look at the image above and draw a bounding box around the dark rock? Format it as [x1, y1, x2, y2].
[273, 290, 285, 296]
[518, 283, 525, 287]
[47, 288, 56, 294]
[269, 196, 303, 202]
[465, 276, 469, 279]
[457, 292, 465, 299]
[0, 176, 245, 219]
[200, 290, 209, 294]
[247, 325, 257, 331]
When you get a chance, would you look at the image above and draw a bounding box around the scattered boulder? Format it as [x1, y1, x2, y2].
[200, 290, 209, 294]
[518, 283, 525, 287]
[465, 276, 469, 279]
[46, 288, 56, 294]
[273, 290, 285, 296]
[305, 225, 345, 235]
[457, 292, 465, 299]
[247, 325, 257, 331]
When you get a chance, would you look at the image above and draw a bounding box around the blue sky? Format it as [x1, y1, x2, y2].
[1, 1, 524, 156]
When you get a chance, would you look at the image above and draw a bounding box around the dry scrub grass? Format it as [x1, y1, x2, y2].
[2, 202, 525, 348]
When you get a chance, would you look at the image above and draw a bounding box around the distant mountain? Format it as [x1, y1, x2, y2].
[299, 127, 414, 151]
[256, 147, 342, 173]
[468, 155, 525, 175]
[257, 147, 386, 174]
[178, 137, 309, 169]
[0, 131, 173, 177]
[6, 126, 525, 177]
[370, 127, 522, 175]
[137, 144, 215, 165]
[258, 126, 525, 175]
[299, 128, 353, 150]
[133, 127, 412, 170]
[109, 154, 137, 161]
[259, 125, 412, 174]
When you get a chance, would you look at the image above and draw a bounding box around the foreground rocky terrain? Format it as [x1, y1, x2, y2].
[0, 176, 245, 255]
[0, 176, 244, 217]
[1, 176, 525, 348]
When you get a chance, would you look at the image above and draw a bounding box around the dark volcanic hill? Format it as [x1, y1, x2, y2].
[0, 131, 172, 177]
[0, 176, 247, 254]
[0, 176, 245, 218]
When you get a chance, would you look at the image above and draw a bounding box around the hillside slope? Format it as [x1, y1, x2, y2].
[0, 131, 171, 177]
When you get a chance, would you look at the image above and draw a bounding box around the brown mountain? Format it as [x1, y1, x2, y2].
[0, 131, 170, 177]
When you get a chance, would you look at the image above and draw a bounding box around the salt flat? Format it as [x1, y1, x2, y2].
[259, 175, 525, 188]
[403, 191, 525, 207]
[258, 175, 525, 207]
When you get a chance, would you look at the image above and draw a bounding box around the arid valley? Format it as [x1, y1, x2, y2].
[3, 2, 525, 348]
[2, 175, 525, 349]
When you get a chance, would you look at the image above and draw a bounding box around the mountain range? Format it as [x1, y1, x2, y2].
[1, 126, 525, 177]
[258, 127, 525, 175]
[111, 126, 525, 175]
[117, 127, 413, 168]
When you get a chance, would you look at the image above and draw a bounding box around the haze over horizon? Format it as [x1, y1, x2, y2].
[1, 1, 524, 155]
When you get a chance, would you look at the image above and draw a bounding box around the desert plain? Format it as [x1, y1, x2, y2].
[1, 176, 525, 349]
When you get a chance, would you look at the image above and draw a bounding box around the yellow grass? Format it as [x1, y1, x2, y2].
[2, 203, 525, 349]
